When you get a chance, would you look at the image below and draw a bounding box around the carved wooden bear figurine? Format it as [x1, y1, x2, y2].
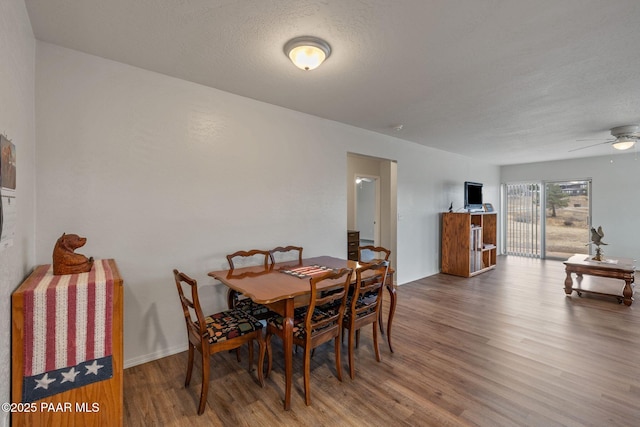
[52, 233, 94, 275]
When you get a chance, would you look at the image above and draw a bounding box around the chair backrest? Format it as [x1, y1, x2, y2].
[350, 260, 389, 318]
[358, 245, 391, 264]
[269, 246, 303, 264]
[305, 268, 353, 337]
[173, 269, 207, 345]
[226, 249, 271, 269]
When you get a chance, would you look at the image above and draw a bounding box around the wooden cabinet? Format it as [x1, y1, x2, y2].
[11, 259, 123, 427]
[347, 230, 360, 261]
[441, 212, 497, 277]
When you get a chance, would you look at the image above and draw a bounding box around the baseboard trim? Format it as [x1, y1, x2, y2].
[124, 344, 186, 369]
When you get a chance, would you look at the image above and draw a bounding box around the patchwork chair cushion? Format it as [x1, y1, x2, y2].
[316, 301, 342, 317]
[267, 308, 335, 340]
[199, 309, 263, 344]
[235, 298, 273, 319]
[343, 296, 377, 321]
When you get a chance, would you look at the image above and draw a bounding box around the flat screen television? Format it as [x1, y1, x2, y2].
[464, 181, 483, 211]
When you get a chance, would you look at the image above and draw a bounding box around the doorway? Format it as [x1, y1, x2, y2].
[347, 153, 397, 278]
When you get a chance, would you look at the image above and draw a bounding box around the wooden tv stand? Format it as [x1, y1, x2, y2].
[441, 212, 497, 277]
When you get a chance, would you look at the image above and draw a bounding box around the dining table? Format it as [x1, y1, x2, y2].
[208, 255, 396, 410]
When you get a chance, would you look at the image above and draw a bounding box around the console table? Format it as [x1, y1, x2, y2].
[563, 254, 636, 306]
[11, 259, 123, 426]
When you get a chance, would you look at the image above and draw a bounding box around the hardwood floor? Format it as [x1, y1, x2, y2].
[123, 256, 640, 426]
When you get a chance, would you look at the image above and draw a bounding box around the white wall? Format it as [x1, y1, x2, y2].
[392, 143, 501, 279]
[0, 1, 36, 425]
[35, 42, 500, 367]
[501, 154, 640, 262]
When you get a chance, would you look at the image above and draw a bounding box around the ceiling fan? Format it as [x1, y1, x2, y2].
[570, 125, 639, 152]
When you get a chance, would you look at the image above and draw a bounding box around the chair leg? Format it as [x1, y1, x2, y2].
[265, 332, 273, 378]
[227, 289, 234, 309]
[303, 345, 312, 406]
[185, 344, 194, 387]
[356, 329, 360, 348]
[198, 352, 210, 415]
[348, 327, 356, 380]
[334, 336, 343, 382]
[256, 336, 265, 387]
[372, 321, 381, 362]
[248, 339, 254, 372]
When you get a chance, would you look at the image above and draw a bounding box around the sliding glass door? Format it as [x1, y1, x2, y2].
[504, 182, 541, 257]
[544, 180, 591, 259]
[504, 179, 591, 260]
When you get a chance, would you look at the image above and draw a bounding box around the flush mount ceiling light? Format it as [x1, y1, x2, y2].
[284, 36, 331, 71]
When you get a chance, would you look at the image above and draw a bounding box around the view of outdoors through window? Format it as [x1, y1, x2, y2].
[505, 180, 591, 259]
[544, 180, 590, 259]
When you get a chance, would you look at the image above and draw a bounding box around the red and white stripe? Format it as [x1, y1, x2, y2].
[284, 265, 332, 277]
[23, 260, 114, 377]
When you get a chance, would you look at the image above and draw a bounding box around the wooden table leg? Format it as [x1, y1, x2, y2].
[564, 269, 574, 296]
[283, 299, 294, 410]
[385, 283, 396, 353]
[623, 278, 634, 306]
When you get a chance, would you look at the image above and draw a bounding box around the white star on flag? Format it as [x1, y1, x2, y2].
[34, 373, 56, 390]
[61, 367, 80, 384]
[85, 360, 104, 376]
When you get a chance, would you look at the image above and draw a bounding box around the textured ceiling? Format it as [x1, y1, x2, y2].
[25, 0, 640, 165]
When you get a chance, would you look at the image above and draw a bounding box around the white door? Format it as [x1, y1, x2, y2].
[356, 176, 380, 245]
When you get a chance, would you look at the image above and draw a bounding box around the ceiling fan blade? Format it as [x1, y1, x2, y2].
[568, 141, 611, 152]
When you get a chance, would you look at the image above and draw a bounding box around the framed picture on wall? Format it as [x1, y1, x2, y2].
[1, 134, 17, 250]
[483, 203, 494, 212]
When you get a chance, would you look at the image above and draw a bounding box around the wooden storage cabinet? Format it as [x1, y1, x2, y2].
[441, 212, 497, 277]
[11, 259, 123, 427]
[347, 230, 360, 261]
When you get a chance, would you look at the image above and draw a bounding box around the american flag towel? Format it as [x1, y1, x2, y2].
[280, 265, 335, 278]
[21, 259, 114, 402]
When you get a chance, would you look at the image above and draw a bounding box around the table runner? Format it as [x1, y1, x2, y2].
[279, 264, 334, 278]
[21, 259, 114, 402]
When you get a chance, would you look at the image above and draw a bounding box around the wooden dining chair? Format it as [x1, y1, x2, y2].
[342, 260, 389, 380]
[269, 245, 303, 265]
[172, 269, 265, 415]
[226, 249, 271, 269]
[358, 245, 391, 263]
[263, 268, 353, 406]
[226, 249, 273, 320]
[358, 245, 392, 337]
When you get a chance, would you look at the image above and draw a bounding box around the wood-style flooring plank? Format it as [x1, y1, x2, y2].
[123, 256, 640, 426]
